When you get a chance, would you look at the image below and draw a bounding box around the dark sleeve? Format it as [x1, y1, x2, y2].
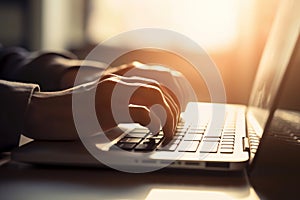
[0, 46, 106, 92]
[0, 47, 75, 151]
[0, 47, 105, 151]
[0, 46, 78, 91]
[0, 80, 39, 152]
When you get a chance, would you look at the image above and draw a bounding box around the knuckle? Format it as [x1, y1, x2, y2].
[101, 77, 118, 85]
[100, 73, 115, 80]
[127, 62, 137, 69]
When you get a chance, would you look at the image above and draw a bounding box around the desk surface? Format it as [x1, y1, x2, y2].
[0, 154, 259, 200]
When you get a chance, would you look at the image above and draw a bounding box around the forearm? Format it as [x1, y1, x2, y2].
[24, 80, 100, 140]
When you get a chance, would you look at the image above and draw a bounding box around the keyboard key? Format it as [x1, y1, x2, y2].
[147, 134, 164, 140]
[220, 144, 234, 149]
[178, 141, 199, 152]
[199, 142, 219, 153]
[205, 129, 222, 137]
[204, 135, 220, 138]
[144, 138, 162, 144]
[190, 123, 207, 128]
[132, 128, 149, 133]
[224, 124, 236, 128]
[176, 127, 188, 132]
[184, 134, 203, 141]
[176, 124, 187, 128]
[222, 135, 235, 139]
[177, 121, 187, 126]
[135, 141, 157, 151]
[188, 128, 206, 134]
[249, 140, 259, 145]
[148, 130, 164, 137]
[223, 128, 236, 132]
[222, 131, 235, 136]
[250, 143, 259, 148]
[220, 148, 234, 153]
[157, 144, 178, 151]
[251, 148, 257, 154]
[116, 143, 136, 150]
[189, 127, 206, 130]
[221, 138, 235, 143]
[172, 135, 183, 140]
[175, 131, 185, 136]
[248, 132, 258, 137]
[168, 138, 181, 145]
[221, 141, 234, 145]
[135, 144, 156, 151]
[126, 132, 148, 138]
[249, 135, 259, 140]
[119, 137, 142, 143]
[203, 137, 220, 142]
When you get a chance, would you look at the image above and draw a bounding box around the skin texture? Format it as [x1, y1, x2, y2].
[24, 61, 189, 144]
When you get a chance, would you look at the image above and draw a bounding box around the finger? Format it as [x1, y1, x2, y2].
[128, 83, 175, 140]
[160, 85, 181, 122]
[129, 104, 161, 135]
[172, 71, 194, 110]
[117, 75, 180, 124]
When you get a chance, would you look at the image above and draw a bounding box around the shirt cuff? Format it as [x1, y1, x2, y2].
[0, 80, 40, 152]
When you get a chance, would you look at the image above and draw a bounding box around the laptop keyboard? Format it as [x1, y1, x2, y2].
[110, 109, 241, 154]
[247, 124, 260, 154]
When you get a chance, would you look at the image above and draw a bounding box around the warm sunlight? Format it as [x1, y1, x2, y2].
[87, 0, 240, 52]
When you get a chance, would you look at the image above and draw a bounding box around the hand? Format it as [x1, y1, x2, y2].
[96, 62, 190, 143]
[103, 62, 190, 111]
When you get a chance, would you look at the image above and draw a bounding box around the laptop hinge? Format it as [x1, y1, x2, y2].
[243, 137, 250, 151]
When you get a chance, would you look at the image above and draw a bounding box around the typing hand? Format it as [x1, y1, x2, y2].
[96, 62, 190, 143]
[24, 61, 190, 144]
[103, 61, 190, 111]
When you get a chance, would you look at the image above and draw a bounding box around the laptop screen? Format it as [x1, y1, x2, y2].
[247, 0, 300, 136]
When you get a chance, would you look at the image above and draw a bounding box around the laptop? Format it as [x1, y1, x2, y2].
[11, 0, 300, 172]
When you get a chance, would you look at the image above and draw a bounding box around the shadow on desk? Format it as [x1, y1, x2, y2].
[0, 161, 258, 200]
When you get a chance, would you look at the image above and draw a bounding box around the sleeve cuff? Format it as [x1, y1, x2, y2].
[0, 80, 40, 152]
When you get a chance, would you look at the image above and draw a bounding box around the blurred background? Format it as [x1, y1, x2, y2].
[0, 0, 280, 104]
